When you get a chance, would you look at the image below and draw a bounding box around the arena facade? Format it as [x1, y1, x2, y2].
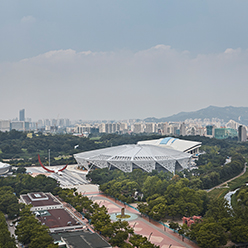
[74, 144, 191, 174]
[0, 162, 11, 175]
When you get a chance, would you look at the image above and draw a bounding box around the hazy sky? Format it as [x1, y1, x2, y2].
[1, 1, 248, 121]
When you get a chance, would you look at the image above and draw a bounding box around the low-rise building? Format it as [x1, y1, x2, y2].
[20, 192, 84, 232]
[214, 128, 238, 139]
[51, 231, 112, 248]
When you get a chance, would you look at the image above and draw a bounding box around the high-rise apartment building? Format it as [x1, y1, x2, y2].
[161, 123, 168, 135]
[19, 109, 25, 121]
[133, 123, 144, 133]
[214, 128, 238, 139]
[238, 125, 247, 142]
[180, 123, 186, 136]
[206, 125, 215, 138]
[99, 123, 106, 133]
[0, 120, 11, 132]
[145, 123, 156, 133]
[120, 123, 128, 133]
[11, 121, 29, 131]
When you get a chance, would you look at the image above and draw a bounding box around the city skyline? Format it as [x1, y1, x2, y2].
[1, 105, 248, 124]
[1, 1, 248, 120]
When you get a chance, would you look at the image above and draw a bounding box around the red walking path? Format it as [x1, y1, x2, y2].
[84, 190, 199, 248]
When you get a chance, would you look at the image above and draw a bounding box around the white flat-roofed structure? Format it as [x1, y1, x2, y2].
[0, 162, 11, 175]
[137, 137, 202, 156]
[20, 192, 63, 211]
[74, 144, 191, 174]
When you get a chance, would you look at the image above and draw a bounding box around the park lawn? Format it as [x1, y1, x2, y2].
[90, 137, 101, 141]
[208, 187, 229, 199]
[54, 155, 71, 160]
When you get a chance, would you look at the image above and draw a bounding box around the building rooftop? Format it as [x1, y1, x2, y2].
[74, 144, 191, 173]
[21, 192, 61, 207]
[36, 208, 81, 229]
[51, 231, 112, 248]
[138, 137, 202, 153]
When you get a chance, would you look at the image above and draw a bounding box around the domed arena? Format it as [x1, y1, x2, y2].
[74, 144, 191, 173]
[0, 162, 11, 175]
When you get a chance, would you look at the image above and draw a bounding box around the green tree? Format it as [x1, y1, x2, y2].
[0, 186, 19, 219]
[195, 222, 227, 248]
[109, 220, 134, 248]
[178, 224, 189, 241]
[91, 205, 111, 233]
[205, 198, 231, 221]
[230, 224, 248, 243]
[0, 212, 16, 248]
[15, 205, 56, 247]
[169, 221, 179, 232]
[129, 234, 159, 248]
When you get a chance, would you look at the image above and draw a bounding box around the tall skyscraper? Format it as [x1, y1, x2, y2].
[180, 122, 186, 136]
[19, 109, 25, 121]
[238, 125, 247, 142]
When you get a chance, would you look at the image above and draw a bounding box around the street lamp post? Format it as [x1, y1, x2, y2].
[148, 232, 153, 241]
[48, 149, 50, 166]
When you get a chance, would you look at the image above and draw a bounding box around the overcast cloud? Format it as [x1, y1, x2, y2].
[1, 45, 248, 121]
[0, 1, 248, 121]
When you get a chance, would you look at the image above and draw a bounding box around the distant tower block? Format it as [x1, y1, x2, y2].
[19, 109, 25, 121]
[238, 125, 247, 142]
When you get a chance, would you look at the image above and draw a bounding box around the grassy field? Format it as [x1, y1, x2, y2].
[89, 137, 101, 141]
[207, 187, 229, 199]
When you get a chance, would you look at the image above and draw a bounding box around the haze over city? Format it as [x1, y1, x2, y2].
[1, 1, 248, 121]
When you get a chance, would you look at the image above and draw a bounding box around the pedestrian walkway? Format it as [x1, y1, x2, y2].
[92, 194, 199, 248]
[71, 184, 199, 248]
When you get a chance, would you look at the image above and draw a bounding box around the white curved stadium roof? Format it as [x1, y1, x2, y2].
[0, 162, 11, 175]
[74, 144, 191, 173]
[137, 137, 201, 153]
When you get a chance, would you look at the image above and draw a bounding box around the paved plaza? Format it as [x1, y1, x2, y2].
[74, 185, 199, 248]
[26, 165, 88, 187]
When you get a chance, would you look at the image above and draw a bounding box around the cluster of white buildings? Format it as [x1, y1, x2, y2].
[66, 118, 241, 135]
[0, 109, 71, 132]
[0, 118, 71, 132]
[1, 109, 247, 141]
[66, 118, 248, 142]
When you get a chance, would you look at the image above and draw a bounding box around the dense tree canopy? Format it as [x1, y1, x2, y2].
[15, 205, 57, 248]
[0, 186, 19, 219]
[0, 176, 59, 248]
[0, 211, 16, 248]
[0, 174, 59, 197]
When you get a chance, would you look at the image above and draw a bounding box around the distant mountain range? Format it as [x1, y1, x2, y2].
[144, 106, 248, 125]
